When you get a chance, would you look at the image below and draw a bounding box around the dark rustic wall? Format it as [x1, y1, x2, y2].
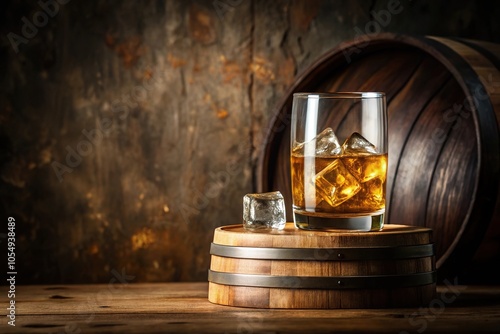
[1, 0, 499, 284]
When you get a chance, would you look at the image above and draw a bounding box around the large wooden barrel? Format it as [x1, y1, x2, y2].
[257, 34, 500, 282]
[208, 223, 435, 308]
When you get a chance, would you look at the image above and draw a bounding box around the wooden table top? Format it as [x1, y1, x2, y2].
[2, 283, 500, 333]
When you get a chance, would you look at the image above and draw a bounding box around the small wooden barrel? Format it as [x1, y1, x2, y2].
[208, 223, 436, 308]
[257, 34, 500, 281]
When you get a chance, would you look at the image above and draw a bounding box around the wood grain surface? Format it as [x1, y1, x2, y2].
[1, 1, 500, 285]
[1, 283, 499, 333]
[212, 223, 433, 247]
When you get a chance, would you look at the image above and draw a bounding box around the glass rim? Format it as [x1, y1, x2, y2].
[293, 92, 385, 99]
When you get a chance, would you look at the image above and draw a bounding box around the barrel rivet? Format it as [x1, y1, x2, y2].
[337, 280, 343, 286]
[337, 253, 344, 259]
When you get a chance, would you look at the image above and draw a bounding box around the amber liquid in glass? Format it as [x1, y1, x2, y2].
[291, 153, 387, 229]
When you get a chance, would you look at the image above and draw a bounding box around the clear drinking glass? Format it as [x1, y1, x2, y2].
[290, 92, 387, 231]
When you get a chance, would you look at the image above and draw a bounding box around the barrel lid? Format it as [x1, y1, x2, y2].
[213, 223, 432, 248]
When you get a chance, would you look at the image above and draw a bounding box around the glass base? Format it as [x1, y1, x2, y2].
[293, 211, 384, 232]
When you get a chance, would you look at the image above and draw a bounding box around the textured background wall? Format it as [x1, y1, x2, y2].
[1, 0, 500, 284]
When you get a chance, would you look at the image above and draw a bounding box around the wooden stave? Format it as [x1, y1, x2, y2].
[208, 283, 437, 309]
[256, 33, 500, 281]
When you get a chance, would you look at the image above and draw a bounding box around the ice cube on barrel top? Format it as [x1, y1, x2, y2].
[243, 191, 286, 231]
